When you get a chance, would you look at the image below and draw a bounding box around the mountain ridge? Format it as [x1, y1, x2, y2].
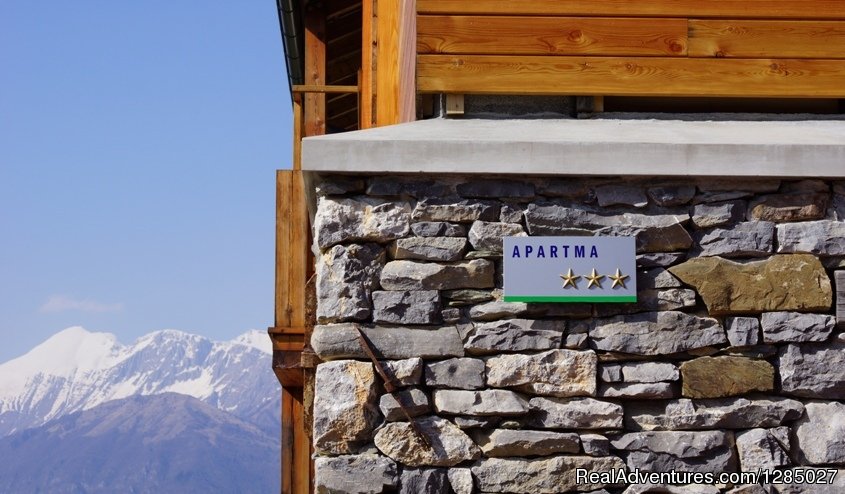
[0, 393, 279, 493]
[0, 326, 279, 436]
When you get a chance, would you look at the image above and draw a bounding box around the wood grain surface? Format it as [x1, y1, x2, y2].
[417, 55, 845, 97]
[418, 15, 688, 56]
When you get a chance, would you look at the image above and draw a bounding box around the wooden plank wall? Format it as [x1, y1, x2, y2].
[416, 1, 845, 97]
[376, 0, 418, 124]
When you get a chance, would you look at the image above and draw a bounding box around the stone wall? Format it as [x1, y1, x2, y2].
[309, 174, 845, 494]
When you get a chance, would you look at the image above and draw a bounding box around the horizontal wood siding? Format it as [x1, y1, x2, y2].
[418, 55, 845, 98]
[418, 16, 688, 56]
[418, 1, 845, 19]
[688, 20, 845, 59]
[417, 3, 845, 97]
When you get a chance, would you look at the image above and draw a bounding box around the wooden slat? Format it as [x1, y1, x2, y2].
[418, 15, 687, 56]
[271, 334, 305, 352]
[275, 170, 291, 327]
[376, 0, 399, 124]
[417, 55, 845, 98]
[376, 0, 416, 125]
[417, 0, 845, 19]
[689, 20, 845, 59]
[292, 95, 303, 170]
[280, 386, 309, 494]
[398, 0, 417, 122]
[326, 0, 362, 21]
[280, 387, 294, 494]
[360, 0, 375, 128]
[274, 169, 309, 361]
[291, 388, 310, 494]
[274, 351, 304, 388]
[304, 8, 327, 137]
[269, 326, 310, 335]
[326, 5, 362, 44]
[292, 84, 359, 94]
[274, 169, 309, 360]
[291, 173, 308, 331]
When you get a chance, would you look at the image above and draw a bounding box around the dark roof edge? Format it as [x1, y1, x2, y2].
[276, 0, 304, 102]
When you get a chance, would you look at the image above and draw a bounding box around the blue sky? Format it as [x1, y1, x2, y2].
[1, 1, 292, 362]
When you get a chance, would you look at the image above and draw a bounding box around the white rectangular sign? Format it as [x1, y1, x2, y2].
[503, 236, 637, 303]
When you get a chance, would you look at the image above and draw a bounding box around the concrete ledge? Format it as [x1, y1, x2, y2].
[302, 118, 845, 177]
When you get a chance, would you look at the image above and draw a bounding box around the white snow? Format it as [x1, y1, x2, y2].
[0, 326, 275, 436]
[164, 367, 215, 399]
[230, 329, 271, 354]
[0, 327, 121, 396]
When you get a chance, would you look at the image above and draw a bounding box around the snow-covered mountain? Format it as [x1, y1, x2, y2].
[0, 393, 279, 493]
[0, 327, 280, 436]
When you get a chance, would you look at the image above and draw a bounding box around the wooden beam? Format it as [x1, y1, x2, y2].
[275, 170, 309, 329]
[276, 170, 290, 327]
[277, 43, 315, 494]
[273, 169, 315, 491]
[418, 15, 688, 56]
[281, 387, 310, 494]
[326, 9, 363, 45]
[397, 0, 416, 123]
[445, 93, 464, 115]
[376, 0, 399, 124]
[280, 171, 308, 331]
[273, 168, 310, 386]
[269, 326, 311, 335]
[291, 389, 311, 494]
[417, 55, 845, 98]
[305, 7, 327, 137]
[689, 20, 845, 59]
[292, 94, 303, 170]
[292, 84, 359, 94]
[360, 0, 375, 128]
[326, 0, 362, 21]
[327, 26, 363, 49]
[376, 0, 416, 125]
[280, 386, 294, 494]
[274, 352, 304, 388]
[417, 0, 845, 19]
[271, 334, 306, 353]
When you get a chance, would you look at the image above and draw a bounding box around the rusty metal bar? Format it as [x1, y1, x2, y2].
[354, 326, 433, 448]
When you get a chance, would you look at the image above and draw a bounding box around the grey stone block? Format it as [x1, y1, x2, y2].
[372, 290, 442, 325]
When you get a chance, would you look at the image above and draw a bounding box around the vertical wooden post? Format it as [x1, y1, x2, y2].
[281, 387, 309, 494]
[360, 0, 376, 129]
[397, 0, 416, 123]
[275, 172, 308, 332]
[376, 0, 416, 126]
[280, 386, 294, 494]
[276, 4, 326, 492]
[304, 6, 327, 136]
[293, 93, 304, 170]
[291, 387, 311, 494]
[274, 169, 311, 494]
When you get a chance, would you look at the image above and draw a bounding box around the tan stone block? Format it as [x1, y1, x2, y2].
[669, 254, 831, 315]
[748, 193, 828, 223]
[680, 356, 774, 398]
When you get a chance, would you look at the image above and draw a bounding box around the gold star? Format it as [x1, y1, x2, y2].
[586, 268, 605, 289]
[560, 269, 580, 289]
[609, 268, 629, 289]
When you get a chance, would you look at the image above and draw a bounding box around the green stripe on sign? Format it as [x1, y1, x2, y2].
[503, 295, 638, 303]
